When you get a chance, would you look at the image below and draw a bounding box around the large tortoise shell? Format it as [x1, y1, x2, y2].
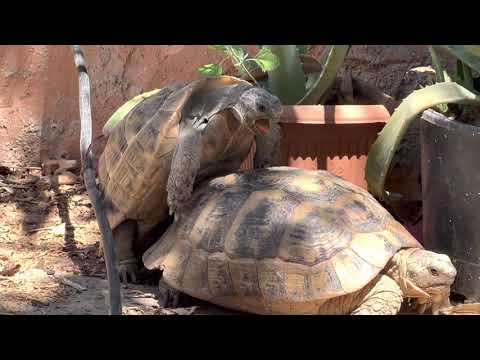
[143, 167, 422, 311]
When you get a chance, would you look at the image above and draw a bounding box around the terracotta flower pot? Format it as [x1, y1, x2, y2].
[240, 104, 390, 190]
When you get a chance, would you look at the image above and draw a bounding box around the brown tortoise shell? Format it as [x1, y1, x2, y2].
[97, 76, 253, 236]
[143, 167, 422, 314]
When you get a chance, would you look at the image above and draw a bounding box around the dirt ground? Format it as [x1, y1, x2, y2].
[0, 166, 239, 315]
[1, 166, 476, 316]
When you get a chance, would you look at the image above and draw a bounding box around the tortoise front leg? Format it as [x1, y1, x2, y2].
[350, 275, 404, 315]
[167, 126, 201, 221]
[113, 220, 139, 283]
[253, 121, 281, 168]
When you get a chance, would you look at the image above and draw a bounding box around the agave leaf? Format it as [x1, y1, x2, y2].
[365, 82, 480, 200]
[462, 62, 474, 92]
[298, 45, 350, 105]
[428, 46, 445, 83]
[427, 46, 449, 113]
[317, 45, 333, 66]
[440, 45, 480, 73]
[265, 45, 306, 104]
[103, 88, 161, 136]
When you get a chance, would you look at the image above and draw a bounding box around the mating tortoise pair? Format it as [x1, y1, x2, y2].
[99, 76, 456, 314]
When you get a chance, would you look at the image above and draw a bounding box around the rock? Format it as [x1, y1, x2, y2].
[0, 261, 20, 276]
[56, 171, 77, 185]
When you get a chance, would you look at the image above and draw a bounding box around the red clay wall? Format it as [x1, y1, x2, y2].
[0, 45, 441, 167]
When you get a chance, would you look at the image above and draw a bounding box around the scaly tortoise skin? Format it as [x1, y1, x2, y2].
[98, 76, 282, 282]
[143, 167, 457, 315]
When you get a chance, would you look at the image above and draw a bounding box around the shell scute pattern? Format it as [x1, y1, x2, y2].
[278, 206, 352, 266]
[199, 191, 251, 253]
[225, 190, 300, 260]
[144, 167, 422, 306]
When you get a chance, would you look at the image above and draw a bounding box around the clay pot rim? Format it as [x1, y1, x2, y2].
[280, 104, 390, 125]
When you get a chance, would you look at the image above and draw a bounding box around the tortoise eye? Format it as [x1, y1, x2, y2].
[429, 267, 439, 276]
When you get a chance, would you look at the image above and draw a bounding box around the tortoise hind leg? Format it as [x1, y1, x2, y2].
[254, 121, 281, 168]
[167, 126, 201, 221]
[113, 219, 139, 283]
[350, 275, 403, 315]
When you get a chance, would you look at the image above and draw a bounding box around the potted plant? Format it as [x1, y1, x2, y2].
[365, 45, 480, 301]
[198, 45, 390, 190]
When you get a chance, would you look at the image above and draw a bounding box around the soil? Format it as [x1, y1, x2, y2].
[0, 167, 474, 316]
[0, 166, 238, 315]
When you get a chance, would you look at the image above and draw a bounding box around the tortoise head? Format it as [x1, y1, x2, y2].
[392, 248, 457, 314]
[231, 87, 282, 136]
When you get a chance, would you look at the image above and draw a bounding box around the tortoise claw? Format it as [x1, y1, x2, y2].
[118, 262, 138, 284]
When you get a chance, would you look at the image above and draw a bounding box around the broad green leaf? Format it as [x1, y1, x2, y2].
[253, 47, 280, 72]
[427, 46, 449, 113]
[103, 88, 162, 136]
[365, 82, 480, 201]
[317, 45, 333, 66]
[305, 72, 320, 91]
[428, 46, 445, 83]
[299, 45, 350, 105]
[440, 45, 480, 73]
[265, 45, 306, 104]
[197, 63, 223, 76]
[462, 62, 474, 92]
[443, 70, 452, 83]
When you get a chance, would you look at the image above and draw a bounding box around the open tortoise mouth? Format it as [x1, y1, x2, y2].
[254, 118, 271, 135]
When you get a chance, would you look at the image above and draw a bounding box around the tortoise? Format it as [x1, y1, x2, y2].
[98, 76, 282, 282]
[142, 167, 457, 315]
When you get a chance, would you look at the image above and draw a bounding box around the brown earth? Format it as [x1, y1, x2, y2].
[0, 166, 239, 315]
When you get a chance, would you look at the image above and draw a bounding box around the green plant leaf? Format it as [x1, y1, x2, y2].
[365, 82, 480, 201]
[299, 45, 350, 105]
[428, 45, 445, 83]
[197, 63, 223, 76]
[462, 62, 474, 92]
[229, 46, 247, 62]
[253, 47, 280, 72]
[440, 45, 480, 73]
[317, 45, 333, 66]
[264, 45, 306, 104]
[103, 88, 162, 136]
